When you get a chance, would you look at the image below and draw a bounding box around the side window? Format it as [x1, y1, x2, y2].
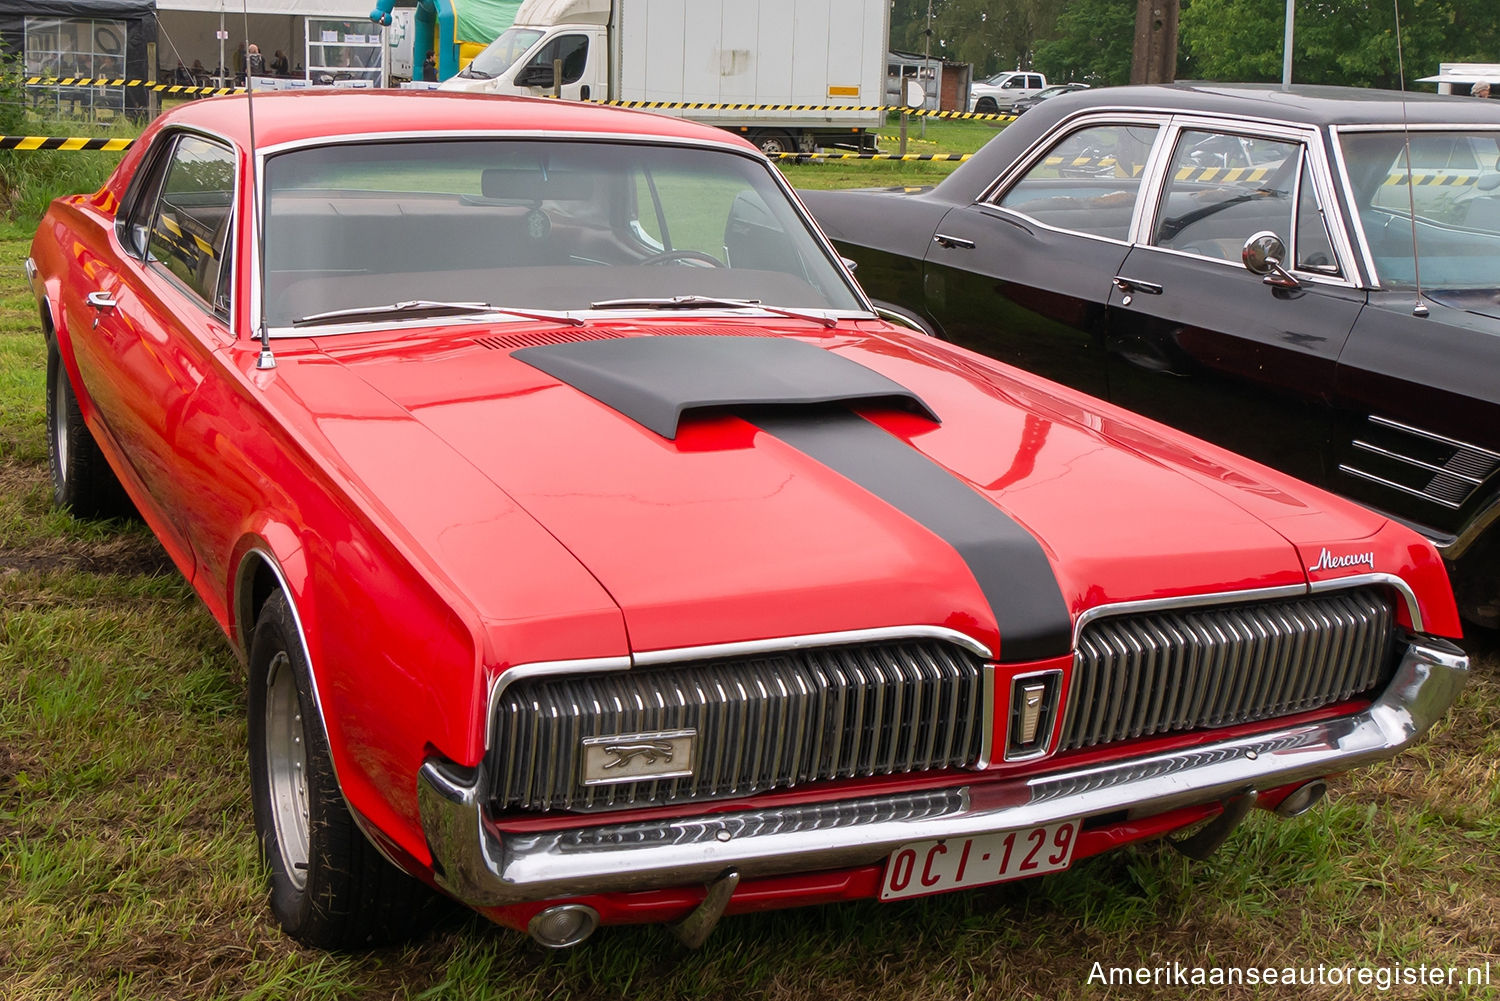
[1028, 75, 1044, 89]
[146, 135, 235, 312]
[1295, 156, 1339, 274]
[526, 34, 588, 84]
[1151, 129, 1300, 261]
[117, 140, 174, 260]
[996, 123, 1160, 240]
[1001, 75, 1022, 90]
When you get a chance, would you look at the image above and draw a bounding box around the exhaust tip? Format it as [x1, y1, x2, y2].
[529, 904, 600, 948]
[1274, 779, 1328, 819]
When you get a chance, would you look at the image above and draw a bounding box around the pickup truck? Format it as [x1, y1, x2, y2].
[969, 70, 1047, 114]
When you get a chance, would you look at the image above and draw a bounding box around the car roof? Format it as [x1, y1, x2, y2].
[1038, 81, 1500, 128]
[147, 89, 759, 152]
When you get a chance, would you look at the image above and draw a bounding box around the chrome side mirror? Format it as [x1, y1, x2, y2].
[1242, 230, 1300, 289]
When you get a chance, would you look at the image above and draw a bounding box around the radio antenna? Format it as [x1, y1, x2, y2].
[1392, 0, 1429, 317]
[243, 0, 277, 368]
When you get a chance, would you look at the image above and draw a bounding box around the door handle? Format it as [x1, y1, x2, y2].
[86, 290, 118, 310]
[1112, 276, 1163, 296]
[933, 233, 976, 250]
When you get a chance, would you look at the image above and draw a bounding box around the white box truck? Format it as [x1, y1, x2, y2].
[439, 0, 887, 153]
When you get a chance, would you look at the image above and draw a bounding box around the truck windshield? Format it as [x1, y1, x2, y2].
[464, 27, 544, 78]
[261, 138, 865, 330]
[1340, 128, 1500, 289]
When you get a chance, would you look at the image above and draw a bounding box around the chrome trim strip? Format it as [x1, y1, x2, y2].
[1444, 497, 1500, 560]
[484, 656, 633, 752]
[1353, 440, 1484, 485]
[1339, 464, 1464, 511]
[1070, 583, 1309, 648]
[1307, 572, 1425, 633]
[484, 626, 993, 752]
[418, 637, 1467, 906]
[630, 626, 993, 667]
[976, 662, 997, 768]
[1327, 125, 1382, 287]
[1367, 414, 1500, 460]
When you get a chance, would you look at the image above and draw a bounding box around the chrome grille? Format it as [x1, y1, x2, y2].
[489, 640, 985, 813]
[1060, 588, 1395, 752]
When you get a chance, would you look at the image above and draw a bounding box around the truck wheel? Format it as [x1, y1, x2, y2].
[751, 130, 798, 156]
[248, 592, 446, 949]
[46, 340, 130, 519]
[974, 97, 998, 114]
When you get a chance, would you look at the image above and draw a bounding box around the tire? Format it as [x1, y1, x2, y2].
[751, 130, 798, 156]
[974, 97, 999, 115]
[248, 591, 445, 949]
[45, 340, 131, 519]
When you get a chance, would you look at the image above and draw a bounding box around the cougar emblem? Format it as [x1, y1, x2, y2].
[602, 741, 675, 769]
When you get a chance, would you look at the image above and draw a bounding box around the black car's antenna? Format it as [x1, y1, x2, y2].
[243, 0, 277, 368]
[1392, 0, 1429, 317]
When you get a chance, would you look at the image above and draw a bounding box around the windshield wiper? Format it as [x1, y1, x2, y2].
[293, 300, 584, 327]
[456, 66, 493, 79]
[588, 295, 837, 328]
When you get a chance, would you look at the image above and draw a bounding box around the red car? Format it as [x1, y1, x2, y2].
[27, 91, 1468, 951]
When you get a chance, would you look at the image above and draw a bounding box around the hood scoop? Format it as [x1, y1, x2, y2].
[513, 335, 939, 439]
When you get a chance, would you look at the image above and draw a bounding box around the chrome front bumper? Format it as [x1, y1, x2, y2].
[417, 637, 1468, 907]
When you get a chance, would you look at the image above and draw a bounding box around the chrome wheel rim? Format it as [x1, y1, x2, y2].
[264, 650, 311, 889]
[52, 363, 69, 477]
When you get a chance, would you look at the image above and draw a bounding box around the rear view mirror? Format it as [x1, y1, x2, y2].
[1242, 230, 1300, 289]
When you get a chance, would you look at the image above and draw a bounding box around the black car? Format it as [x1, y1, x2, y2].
[1012, 82, 1091, 114]
[802, 83, 1500, 627]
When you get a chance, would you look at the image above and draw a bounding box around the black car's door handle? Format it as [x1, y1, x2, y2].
[933, 233, 976, 250]
[1112, 276, 1163, 295]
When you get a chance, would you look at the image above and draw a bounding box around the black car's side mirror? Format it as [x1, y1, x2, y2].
[1242, 230, 1300, 289]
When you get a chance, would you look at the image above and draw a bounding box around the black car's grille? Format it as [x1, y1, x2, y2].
[1060, 588, 1396, 752]
[489, 640, 986, 813]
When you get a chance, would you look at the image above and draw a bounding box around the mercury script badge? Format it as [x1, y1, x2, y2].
[1306, 547, 1375, 572]
[581, 728, 697, 786]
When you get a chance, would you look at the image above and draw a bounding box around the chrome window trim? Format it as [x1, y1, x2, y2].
[1328, 123, 1500, 289]
[1131, 117, 1362, 289]
[974, 112, 1168, 247]
[250, 129, 872, 336]
[1071, 575, 1424, 646]
[484, 625, 994, 753]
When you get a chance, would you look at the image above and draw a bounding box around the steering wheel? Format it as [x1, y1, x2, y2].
[640, 249, 724, 267]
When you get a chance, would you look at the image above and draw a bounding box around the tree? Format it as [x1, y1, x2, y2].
[889, 0, 1063, 78]
[1035, 0, 1137, 84]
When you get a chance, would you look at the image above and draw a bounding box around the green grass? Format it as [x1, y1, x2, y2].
[2, 123, 1498, 999]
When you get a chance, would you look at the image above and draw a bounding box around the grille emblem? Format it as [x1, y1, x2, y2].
[581, 729, 697, 786]
[1005, 670, 1061, 761]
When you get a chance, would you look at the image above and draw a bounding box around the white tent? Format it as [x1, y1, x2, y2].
[153, 0, 388, 84]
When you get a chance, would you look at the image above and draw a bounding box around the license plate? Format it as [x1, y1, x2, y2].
[879, 819, 1080, 901]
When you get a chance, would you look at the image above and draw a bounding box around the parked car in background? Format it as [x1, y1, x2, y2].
[28, 89, 1467, 953]
[803, 82, 1500, 630]
[969, 70, 1047, 114]
[1012, 82, 1091, 115]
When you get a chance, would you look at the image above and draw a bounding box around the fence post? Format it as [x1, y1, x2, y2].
[147, 42, 159, 120]
[899, 111, 908, 155]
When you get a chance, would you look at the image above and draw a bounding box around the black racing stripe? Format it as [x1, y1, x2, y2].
[752, 411, 1072, 663]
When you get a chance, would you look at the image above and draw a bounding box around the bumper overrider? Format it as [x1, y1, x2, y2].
[416, 636, 1467, 909]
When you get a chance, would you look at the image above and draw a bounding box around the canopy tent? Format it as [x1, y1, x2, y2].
[1, 0, 158, 117]
[153, 0, 387, 86]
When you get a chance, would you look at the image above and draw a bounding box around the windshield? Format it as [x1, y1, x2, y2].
[465, 27, 544, 78]
[261, 139, 863, 329]
[1340, 128, 1500, 289]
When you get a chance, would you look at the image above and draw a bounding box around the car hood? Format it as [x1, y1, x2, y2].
[287, 318, 1396, 663]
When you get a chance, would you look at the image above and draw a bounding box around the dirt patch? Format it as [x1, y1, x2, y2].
[0, 534, 172, 578]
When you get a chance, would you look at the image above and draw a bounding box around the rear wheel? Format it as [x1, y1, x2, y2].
[45, 339, 130, 518]
[248, 592, 445, 949]
[751, 129, 799, 156]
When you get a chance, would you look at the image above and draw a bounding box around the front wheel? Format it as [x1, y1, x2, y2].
[974, 97, 999, 115]
[248, 592, 445, 949]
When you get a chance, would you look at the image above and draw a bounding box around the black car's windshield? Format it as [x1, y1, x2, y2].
[261, 138, 862, 329]
[1340, 129, 1500, 289]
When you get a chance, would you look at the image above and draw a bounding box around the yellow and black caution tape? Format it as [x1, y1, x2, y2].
[877, 134, 938, 145]
[24, 75, 243, 96]
[0, 135, 135, 151]
[775, 151, 972, 161]
[1382, 172, 1479, 186]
